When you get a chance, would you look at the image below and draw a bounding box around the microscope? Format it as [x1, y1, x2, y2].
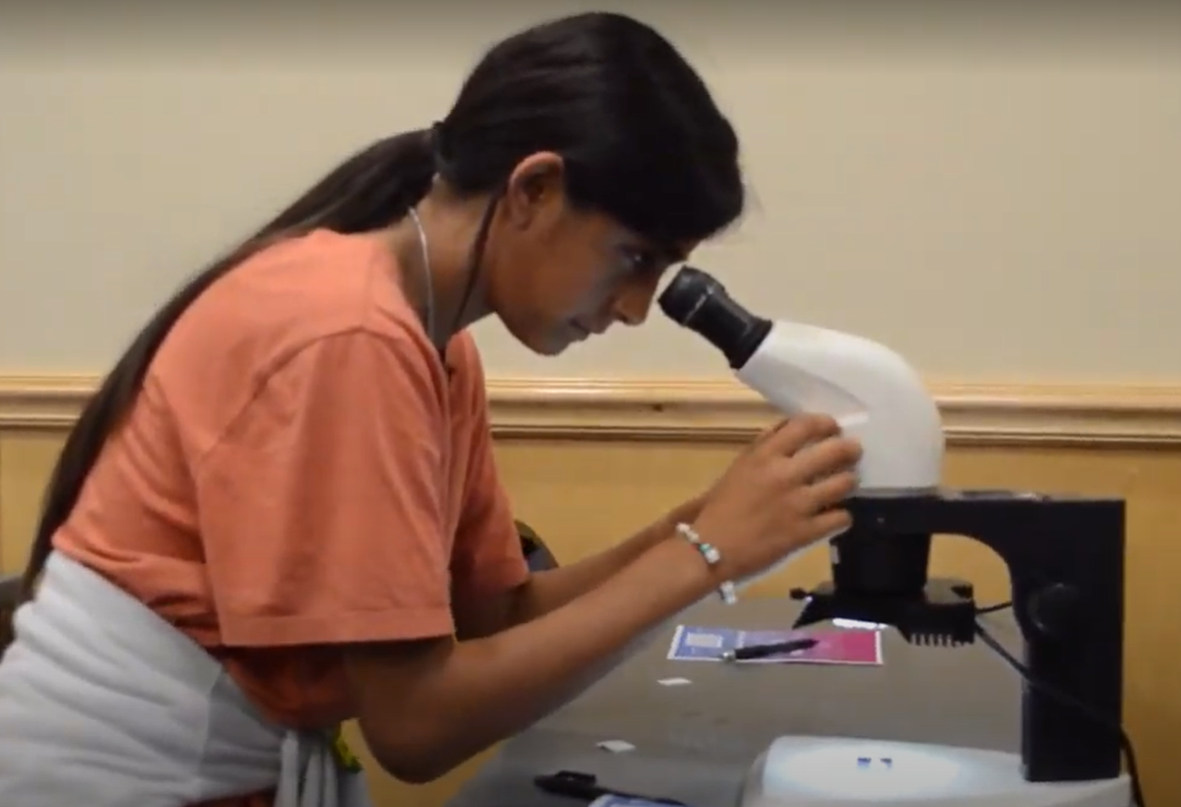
[658, 267, 1135, 807]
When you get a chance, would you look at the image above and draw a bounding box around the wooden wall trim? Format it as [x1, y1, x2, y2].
[3, 374, 1181, 447]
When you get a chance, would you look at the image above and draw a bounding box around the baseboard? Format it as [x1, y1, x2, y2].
[3, 373, 1181, 447]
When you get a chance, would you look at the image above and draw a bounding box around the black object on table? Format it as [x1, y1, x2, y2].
[720, 637, 817, 662]
[445, 597, 1023, 807]
[534, 769, 687, 805]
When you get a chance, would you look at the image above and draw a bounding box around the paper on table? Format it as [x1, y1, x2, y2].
[591, 797, 689, 807]
[667, 624, 883, 665]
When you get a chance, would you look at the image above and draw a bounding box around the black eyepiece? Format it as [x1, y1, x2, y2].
[658, 266, 772, 369]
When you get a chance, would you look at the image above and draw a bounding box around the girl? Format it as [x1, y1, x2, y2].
[0, 12, 860, 807]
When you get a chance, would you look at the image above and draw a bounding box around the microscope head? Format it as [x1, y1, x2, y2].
[659, 267, 966, 643]
[658, 267, 945, 494]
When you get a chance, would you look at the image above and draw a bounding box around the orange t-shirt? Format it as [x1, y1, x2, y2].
[52, 228, 530, 805]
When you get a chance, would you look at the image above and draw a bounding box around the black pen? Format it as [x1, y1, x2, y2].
[721, 637, 818, 662]
[534, 770, 687, 805]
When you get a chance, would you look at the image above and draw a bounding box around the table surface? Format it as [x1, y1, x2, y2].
[445, 597, 1025, 807]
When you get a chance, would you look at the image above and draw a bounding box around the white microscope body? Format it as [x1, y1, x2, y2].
[657, 268, 1133, 807]
[734, 318, 943, 494]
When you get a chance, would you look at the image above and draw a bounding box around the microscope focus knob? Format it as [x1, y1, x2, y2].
[1027, 583, 1085, 640]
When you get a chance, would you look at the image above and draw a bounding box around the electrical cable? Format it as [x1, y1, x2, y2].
[975, 619, 1146, 807]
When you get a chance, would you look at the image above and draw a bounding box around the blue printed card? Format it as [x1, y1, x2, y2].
[666, 625, 744, 660]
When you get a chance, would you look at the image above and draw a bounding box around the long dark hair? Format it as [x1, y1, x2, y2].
[0, 11, 743, 652]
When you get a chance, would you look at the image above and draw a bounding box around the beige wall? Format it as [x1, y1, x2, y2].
[2, 381, 1181, 805]
[2, 6, 1180, 382]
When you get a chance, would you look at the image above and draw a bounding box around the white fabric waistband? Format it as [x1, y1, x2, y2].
[0, 551, 371, 807]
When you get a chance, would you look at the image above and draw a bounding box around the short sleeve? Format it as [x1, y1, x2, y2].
[449, 337, 530, 600]
[194, 329, 456, 648]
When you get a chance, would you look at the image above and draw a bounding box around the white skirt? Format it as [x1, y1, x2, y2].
[0, 551, 372, 807]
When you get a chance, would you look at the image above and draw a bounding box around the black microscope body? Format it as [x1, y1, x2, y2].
[658, 266, 1128, 786]
[795, 491, 1126, 784]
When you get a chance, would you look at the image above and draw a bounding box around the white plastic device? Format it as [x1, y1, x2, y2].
[739, 735, 1131, 807]
[657, 267, 944, 494]
[736, 320, 944, 493]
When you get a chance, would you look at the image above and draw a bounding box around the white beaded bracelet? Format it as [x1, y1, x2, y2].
[675, 522, 738, 605]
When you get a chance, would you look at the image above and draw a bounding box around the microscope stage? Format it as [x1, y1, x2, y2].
[738, 736, 1130, 807]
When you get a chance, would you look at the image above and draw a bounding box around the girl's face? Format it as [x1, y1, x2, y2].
[487, 152, 695, 356]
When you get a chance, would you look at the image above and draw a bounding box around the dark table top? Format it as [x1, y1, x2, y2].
[445, 597, 1024, 807]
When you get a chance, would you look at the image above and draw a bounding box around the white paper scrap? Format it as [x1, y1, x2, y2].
[596, 739, 636, 753]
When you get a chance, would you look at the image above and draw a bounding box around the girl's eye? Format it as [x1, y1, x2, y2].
[621, 248, 658, 274]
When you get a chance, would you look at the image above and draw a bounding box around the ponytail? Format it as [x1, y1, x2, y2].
[0, 127, 437, 657]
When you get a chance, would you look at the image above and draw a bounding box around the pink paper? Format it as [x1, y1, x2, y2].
[668, 624, 883, 665]
[763, 628, 883, 665]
